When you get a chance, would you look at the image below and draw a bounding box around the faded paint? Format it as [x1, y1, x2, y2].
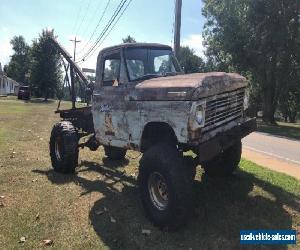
[92, 43, 250, 151]
[136, 72, 247, 100]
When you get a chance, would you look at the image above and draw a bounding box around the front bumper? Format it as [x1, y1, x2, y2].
[197, 118, 256, 162]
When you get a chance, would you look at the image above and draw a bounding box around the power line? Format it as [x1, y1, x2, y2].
[77, 0, 131, 63]
[91, 0, 133, 57]
[77, 0, 111, 56]
[79, 0, 106, 44]
[79, 0, 128, 60]
[75, 0, 93, 37]
[72, 0, 85, 34]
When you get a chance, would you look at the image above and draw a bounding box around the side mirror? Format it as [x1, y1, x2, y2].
[85, 82, 94, 105]
[86, 82, 94, 94]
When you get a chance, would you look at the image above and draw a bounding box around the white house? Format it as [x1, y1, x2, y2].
[0, 63, 20, 96]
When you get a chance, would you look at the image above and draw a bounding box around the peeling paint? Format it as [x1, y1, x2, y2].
[91, 44, 249, 151]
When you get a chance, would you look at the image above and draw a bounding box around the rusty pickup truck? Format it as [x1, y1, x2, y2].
[50, 43, 256, 229]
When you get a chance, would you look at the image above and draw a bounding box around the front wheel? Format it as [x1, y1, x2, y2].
[49, 121, 78, 173]
[202, 140, 242, 177]
[138, 143, 193, 230]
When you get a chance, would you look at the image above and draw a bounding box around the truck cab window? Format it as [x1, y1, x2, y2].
[124, 48, 182, 81]
[103, 52, 121, 86]
[127, 59, 145, 80]
[154, 55, 175, 74]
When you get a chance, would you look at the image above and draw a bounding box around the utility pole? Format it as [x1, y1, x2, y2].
[69, 37, 81, 109]
[174, 0, 182, 57]
[70, 37, 81, 62]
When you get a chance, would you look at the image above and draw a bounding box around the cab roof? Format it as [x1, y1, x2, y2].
[100, 43, 173, 54]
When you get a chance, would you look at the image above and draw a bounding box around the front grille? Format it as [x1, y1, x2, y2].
[203, 88, 245, 132]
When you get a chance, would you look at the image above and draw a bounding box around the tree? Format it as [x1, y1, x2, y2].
[278, 81, 300, 122]
[29, 29, 62, 100]
[177, 46, 206, 73]
[202, 0, 299, 123]
[122, 35, 136, 43]
[5, 36, 30, 83]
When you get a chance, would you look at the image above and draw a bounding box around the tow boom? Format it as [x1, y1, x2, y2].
[49, 37, 90, 109]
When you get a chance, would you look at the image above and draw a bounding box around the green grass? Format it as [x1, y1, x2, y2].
[0, 128, 5, 144]
[257, 119, 300, 140]
[0, 99, 29, 114]
[0, 97, 299, 249]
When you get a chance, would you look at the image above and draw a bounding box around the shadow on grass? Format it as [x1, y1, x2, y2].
[102, 157, 130, 168]
[33, 160, 299, 249]
[24, 98, 56, 104]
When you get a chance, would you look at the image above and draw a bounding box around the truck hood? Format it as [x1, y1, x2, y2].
[134, 72, 247, 101]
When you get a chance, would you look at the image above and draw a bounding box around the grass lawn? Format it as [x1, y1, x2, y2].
[0, 97, 299, 249]
[257, 119, 300, 140]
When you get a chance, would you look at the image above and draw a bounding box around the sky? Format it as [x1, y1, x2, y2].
[0, 0, 206, 69]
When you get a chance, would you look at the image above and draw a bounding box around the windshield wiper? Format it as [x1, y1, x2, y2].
[162, 72, 183, 77]
[134, 74, 161, 81]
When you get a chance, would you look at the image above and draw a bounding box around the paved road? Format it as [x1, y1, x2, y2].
[242, 132, 300, 166]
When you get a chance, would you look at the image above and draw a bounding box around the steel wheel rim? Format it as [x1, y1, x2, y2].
[148, 172, 169, 210]
[55, 137, 62, 161]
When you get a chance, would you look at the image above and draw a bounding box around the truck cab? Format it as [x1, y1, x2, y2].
[92, 43, 183, 151]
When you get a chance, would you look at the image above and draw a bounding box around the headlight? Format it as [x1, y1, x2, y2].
[196, 106, 205, 124]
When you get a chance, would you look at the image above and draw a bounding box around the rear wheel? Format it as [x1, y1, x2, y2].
[104, 146, 126, 160]
[203, 140, 242, 177]
[138, 143, 193, 230]
[49, 121, 78, 173]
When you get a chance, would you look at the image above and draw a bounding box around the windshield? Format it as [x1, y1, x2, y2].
[124, 48, 182, 81]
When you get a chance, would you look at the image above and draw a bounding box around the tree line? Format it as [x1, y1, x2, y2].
[124, 5, 300, 125]
[202, 0, 299, 123]
[5, 0, 299, 123]
[4, 30, 61, 101]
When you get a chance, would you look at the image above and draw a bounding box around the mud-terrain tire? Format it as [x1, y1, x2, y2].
[138, 143, 193, 230]
[50, 121, 78, 173]
[203, 140, 242, 177]
[104, 146, 126, 160]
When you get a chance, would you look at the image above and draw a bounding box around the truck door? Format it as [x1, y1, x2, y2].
[92, 49, 130, 148]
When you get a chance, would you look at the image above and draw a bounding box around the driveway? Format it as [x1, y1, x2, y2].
[243, 132, 300, 165]
[242, 132, 300, 180]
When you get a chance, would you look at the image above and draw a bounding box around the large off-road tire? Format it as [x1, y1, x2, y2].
[104, 146, 126, 160]
[49, 121, 79, 173]
[138, 143, 193, 230]
[203, 140, 242, 177]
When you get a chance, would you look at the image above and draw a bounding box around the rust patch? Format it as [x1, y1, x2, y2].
[105, 131, 115, 136]
[104, 113, 115, 136]
[136, 72, 245, 89]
